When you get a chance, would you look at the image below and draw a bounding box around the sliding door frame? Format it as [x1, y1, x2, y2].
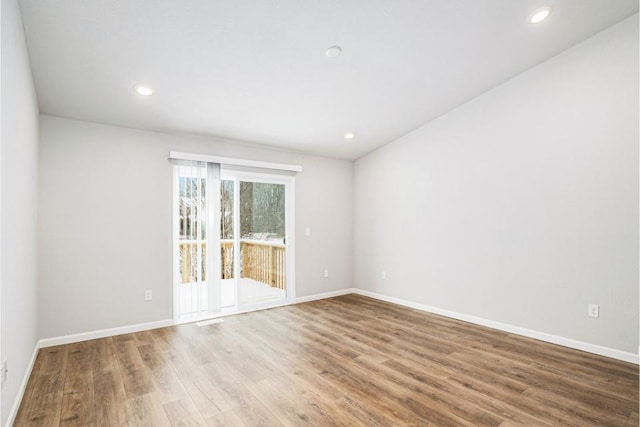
[222, 169, 296, 311]
[172, 167, 296, 324]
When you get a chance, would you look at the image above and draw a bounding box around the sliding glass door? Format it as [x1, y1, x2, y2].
[173, 165, 294, 322]
[236, 179, 288, 306]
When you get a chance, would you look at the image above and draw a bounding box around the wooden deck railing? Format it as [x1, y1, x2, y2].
[179, 240, 207, 284]
[240, 240, 286, 290]
[221, 240, 234, 279]
[179, 239, 285, 290]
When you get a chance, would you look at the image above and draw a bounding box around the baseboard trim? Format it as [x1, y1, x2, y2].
[353, 289, 639, 365]
[295, 288, 356, 304]
[38, 319, 174, 348]
[5, 342, 40, 427]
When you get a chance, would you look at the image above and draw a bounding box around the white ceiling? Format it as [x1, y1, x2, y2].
[19, 0, 638, 160]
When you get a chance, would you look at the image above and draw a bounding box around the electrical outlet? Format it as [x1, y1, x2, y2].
[381, 271, 387, 280]
[588, 304, 599, 318]
[1, 360, 7, 386]
[144, 290, 153, 301]
[305, 227, 312, 236]
[323, 269, 329, 278]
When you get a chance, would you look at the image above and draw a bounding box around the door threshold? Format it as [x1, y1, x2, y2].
[175, 299, 292, 325]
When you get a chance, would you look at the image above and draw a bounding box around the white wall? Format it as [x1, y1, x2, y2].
[1, 0, 40, 423]
[354, 15, 639, 355]
[38, 115, 352, 339]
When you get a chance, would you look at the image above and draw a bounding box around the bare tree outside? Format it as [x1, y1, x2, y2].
[221, 180, 234, 239]
[239, 182, 285, 241]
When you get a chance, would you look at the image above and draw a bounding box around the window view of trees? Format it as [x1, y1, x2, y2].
[221, 180, 234, 240]
[185, 179, 286, 242]
[239, 182, 285, 241]
[178, 176, 207, 283]
[220, 180, 235, 279]
[178, 170, 288, 291]
[179, 176, 206, 239]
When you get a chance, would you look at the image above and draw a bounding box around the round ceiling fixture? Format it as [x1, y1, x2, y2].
[135, 84, 154, 96]
[344, 132, 356, 140]
[529, 7, 551, 24]
[325, 46, 342, 58]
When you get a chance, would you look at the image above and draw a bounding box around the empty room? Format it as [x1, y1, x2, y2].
[2, 0, 639, 426]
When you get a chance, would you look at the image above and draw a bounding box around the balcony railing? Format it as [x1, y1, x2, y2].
[241, 239, 286, 290]
[179, 239, 286, 290]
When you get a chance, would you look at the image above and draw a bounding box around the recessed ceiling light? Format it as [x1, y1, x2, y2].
[135, 84, 154, 96]
[325, 46, 342, 58]
[344, 132, 355, 140]
[529, 7, 551, 24]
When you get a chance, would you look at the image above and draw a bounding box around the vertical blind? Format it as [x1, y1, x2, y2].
[173, 160, 220, 318]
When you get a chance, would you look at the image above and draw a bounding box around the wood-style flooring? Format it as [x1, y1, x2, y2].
[14, 294, 640, 426]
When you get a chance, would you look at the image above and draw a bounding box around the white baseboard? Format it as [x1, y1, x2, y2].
[295, 288, 356, 304]
[353, 289, 639, 365]
[38, 319, 174, 348]
[5, 343, 39, 427]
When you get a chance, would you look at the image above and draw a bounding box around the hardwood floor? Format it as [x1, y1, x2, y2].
[14, 294, 639, 426]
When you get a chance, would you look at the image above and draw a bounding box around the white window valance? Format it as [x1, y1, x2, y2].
[168, 151, 302, 172]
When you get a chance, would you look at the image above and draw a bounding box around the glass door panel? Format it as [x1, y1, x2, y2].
[239, 181, 287, 306]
